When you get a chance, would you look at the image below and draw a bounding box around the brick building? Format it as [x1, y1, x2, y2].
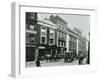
[50, 15, 79, 57]
[67, 28, 79, 57]
[26, 12, 57, 61]
[26, 13, 80, 62]
[50, 15, 68, 57]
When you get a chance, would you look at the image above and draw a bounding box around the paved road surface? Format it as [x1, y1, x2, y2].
[26, 59, 79, 67]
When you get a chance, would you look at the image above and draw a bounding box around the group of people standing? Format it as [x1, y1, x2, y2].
[35, 51, 88, 67]
[78, 51, 88, 65]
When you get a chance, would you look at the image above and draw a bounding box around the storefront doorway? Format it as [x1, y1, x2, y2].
[26, 47, 35, 61]
[39, 49, 46, 61]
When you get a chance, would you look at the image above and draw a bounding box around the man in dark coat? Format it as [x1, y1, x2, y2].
[78, 52, 84, 65]
[36, 57, 41, 67]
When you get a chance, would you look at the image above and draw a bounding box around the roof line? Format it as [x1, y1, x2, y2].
[38, 20, 57, 28]
[67, 28, 79, 36]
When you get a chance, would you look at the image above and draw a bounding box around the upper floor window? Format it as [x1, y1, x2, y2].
[64, 34, 66, 38]
[62, 26, 65, 30]
[61, 41, 63, 46]
[41, 32, 46, 36]
[64, 42, 66, 47]
[41, 37, 46, 44]
[61, 32, 62, 37]
[58, 40, 60, 46]
[69, 36, 72, 41]
[62, 33, 66, 38]
[26, 33, 35, 43]
[50, 33, 54, 37]
[42, 26, 46, 30]
[30, 25, 34, 30]
[49, 38, 54, 45]
[41, 26, 47, 37]
[59, 32, 61, 37]
[30, 14, 34, 19]
[50, 29, 55, 38]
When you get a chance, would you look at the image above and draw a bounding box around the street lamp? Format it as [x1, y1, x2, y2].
[87, 32, 90, 64]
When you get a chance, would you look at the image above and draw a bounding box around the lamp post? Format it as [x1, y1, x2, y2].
[87, 32, 90, 64]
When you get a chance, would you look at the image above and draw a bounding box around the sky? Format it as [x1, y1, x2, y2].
[38, 13, 90, 40]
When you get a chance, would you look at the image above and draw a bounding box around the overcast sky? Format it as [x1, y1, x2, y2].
[38, 13, 90, 40]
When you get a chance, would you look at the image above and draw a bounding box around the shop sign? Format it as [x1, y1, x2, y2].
[39, 46, 45, 49]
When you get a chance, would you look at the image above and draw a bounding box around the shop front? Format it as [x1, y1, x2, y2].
[57, 47, 67, 59]
[26, 44, 36, 62]
[38, 45, 46, 61]
[45, 45, 57, 61]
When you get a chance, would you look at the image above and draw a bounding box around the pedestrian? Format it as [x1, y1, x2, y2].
[79, 56, 84, 65]
[78, 52, 84, 65]
[36, 57, 41, 67]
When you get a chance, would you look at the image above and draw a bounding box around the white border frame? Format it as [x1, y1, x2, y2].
[11, 2, 96, 78]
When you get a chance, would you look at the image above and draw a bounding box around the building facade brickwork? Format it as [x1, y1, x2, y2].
[26, 13, 87, 62]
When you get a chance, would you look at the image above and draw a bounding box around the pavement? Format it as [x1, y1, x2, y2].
[25, 59, 79, 67]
